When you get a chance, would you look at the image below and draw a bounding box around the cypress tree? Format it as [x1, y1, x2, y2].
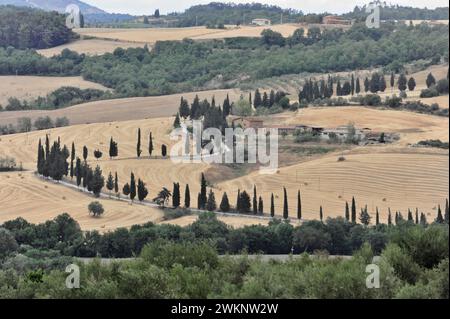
[415, 208, 419, 224]
[184, 184, 191, 208]
[83, 145, 88, 162]
[179, 97, 190, 119]
[199, 173, 207, 209]
[258, 196, 264, 215]
[388, 208, 392, 226]
[206, 189, 217, 212]
[407, 209, 414, 222]
[320, 206, 323, 221]
[172, 182, 180, 208]
[345, 202, 350, 221]
[239, 191, 251, 214]
[109, 138, 118, 159]
[375, 207, 380, 225]
[161, 144, 167, 157]
[364, 77, 370, 92]
[236, 189, 241, 212]
[223, 94, 231, 117]
[173, 113, 181, 128]
[37, 139, 44, 175]
[137, 128, 142, 158]
[220, 192, 230, 212]
[270, 193, 275, 217]
[420, 213, 428, 226]
[148, 132, 154, 157]
[137, 179, 148, 202]
[253, 185, 258, 215]
[283, 187, 288, 219]
[398, 74, 407, 91]
[75, 158, 82, 188]
[114, 172, 119, 195]
[130, 172, 136, 202]
[390, 72, 395, 89]
[436, 205, 444, 224]
[254, 89, 262, 108]
[408, 77, 416, 91]
[360, 206, 371, 226]
[351, 74, 355, 95]
[123, 183, 130, 197]
[91, 166, 104, 198]
[426, 73, 436, 88]
[355, 78, 361, 94]
[70, 142, 75, 179]
[106, 172, 114, 195]
[297, 190, 302, 220]
[351, 197, 357, 223]
[445, 199, 449, 224]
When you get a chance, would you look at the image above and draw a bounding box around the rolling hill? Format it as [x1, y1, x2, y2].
[0, 0, 105, 14]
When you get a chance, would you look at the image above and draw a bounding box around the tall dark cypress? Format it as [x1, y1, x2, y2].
[130, 172, 136, 202]
[137, 128, 142, 158]
[70, 142, 75, 179]
[436, 205, 444, 224]
[114, 172, 119, 195]
[148, 132, 154, 157]
[75, 158, 82, 187]
[445, 199, 449, 224]
[375, 207, 380, 225]
[283, 187, 288, 219]
[351, 197, 357, 223]
[297, 190, 302, 220]
[172, 182, 180, 208]
[200, 173, 207, 209]
[270, 193, 275, 217]
[184, 184, 191, 208]
[320, 206, 323, 221]
[253, 185, 258, 215]
[345, 202, 350, 221]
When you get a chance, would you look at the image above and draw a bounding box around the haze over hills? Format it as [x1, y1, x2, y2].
[0, 0, 105, 14]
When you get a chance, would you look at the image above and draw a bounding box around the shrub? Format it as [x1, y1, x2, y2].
[88, 201, 104, 217]
[420, 87, 439, 98]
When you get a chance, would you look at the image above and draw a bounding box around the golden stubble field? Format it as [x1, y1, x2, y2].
[37, 39, 147, 57]
[0, 76, 108, 107]
[0, 89, 242, 127]
[0, 106, 448, 228]
[75, 24, 303, 43]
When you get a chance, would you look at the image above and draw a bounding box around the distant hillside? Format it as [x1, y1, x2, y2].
[0, 0, 105, 14]
[343, 3, 449, 21]
[169, 2, 304, 27]
[0, 5, 76, 49]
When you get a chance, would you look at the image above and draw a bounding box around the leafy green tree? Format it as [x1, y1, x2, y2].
[398, 74, 408, 91]
[88, 201, 104, 217]
[408, 77, 416, 91]
[0, 228, 18, 259]
[426, 73, 436, 88]
[94, 149, 102, 160]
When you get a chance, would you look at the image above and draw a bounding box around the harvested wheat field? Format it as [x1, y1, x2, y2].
[37, 39, 148, 57]
[216, 151, 449, 223]
[407, 95, 449, 109]
[0, 76, 108, 106]
[162, 215, 270, 228]
[0, 172, 164, 232]
[75, 24, 301, 43]
[267, 106, 449, 145]
[0, 89, 241, 127]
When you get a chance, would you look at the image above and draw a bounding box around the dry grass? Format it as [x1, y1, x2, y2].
[75, 24, 302, 43]
[0, 89, 241, 127]
[0, 105, 448, 228]
[0, 172, 164, 232]
[37, 39, 147, 57]
[216, 151, 449, 223]
[267, 106, 449, 145]
[0, 76, 108, 106]
[161, 214, 270, 228]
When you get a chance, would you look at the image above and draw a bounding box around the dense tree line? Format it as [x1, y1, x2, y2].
[0, 6, 76, 49]
[0, 23, 447, 98]
[1, 87, 107, 111]
[171, 2, 303, 27]
[343, 4, 449, 21]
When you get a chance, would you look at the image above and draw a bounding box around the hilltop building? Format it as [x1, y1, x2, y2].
[251, 18, 272, 26]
